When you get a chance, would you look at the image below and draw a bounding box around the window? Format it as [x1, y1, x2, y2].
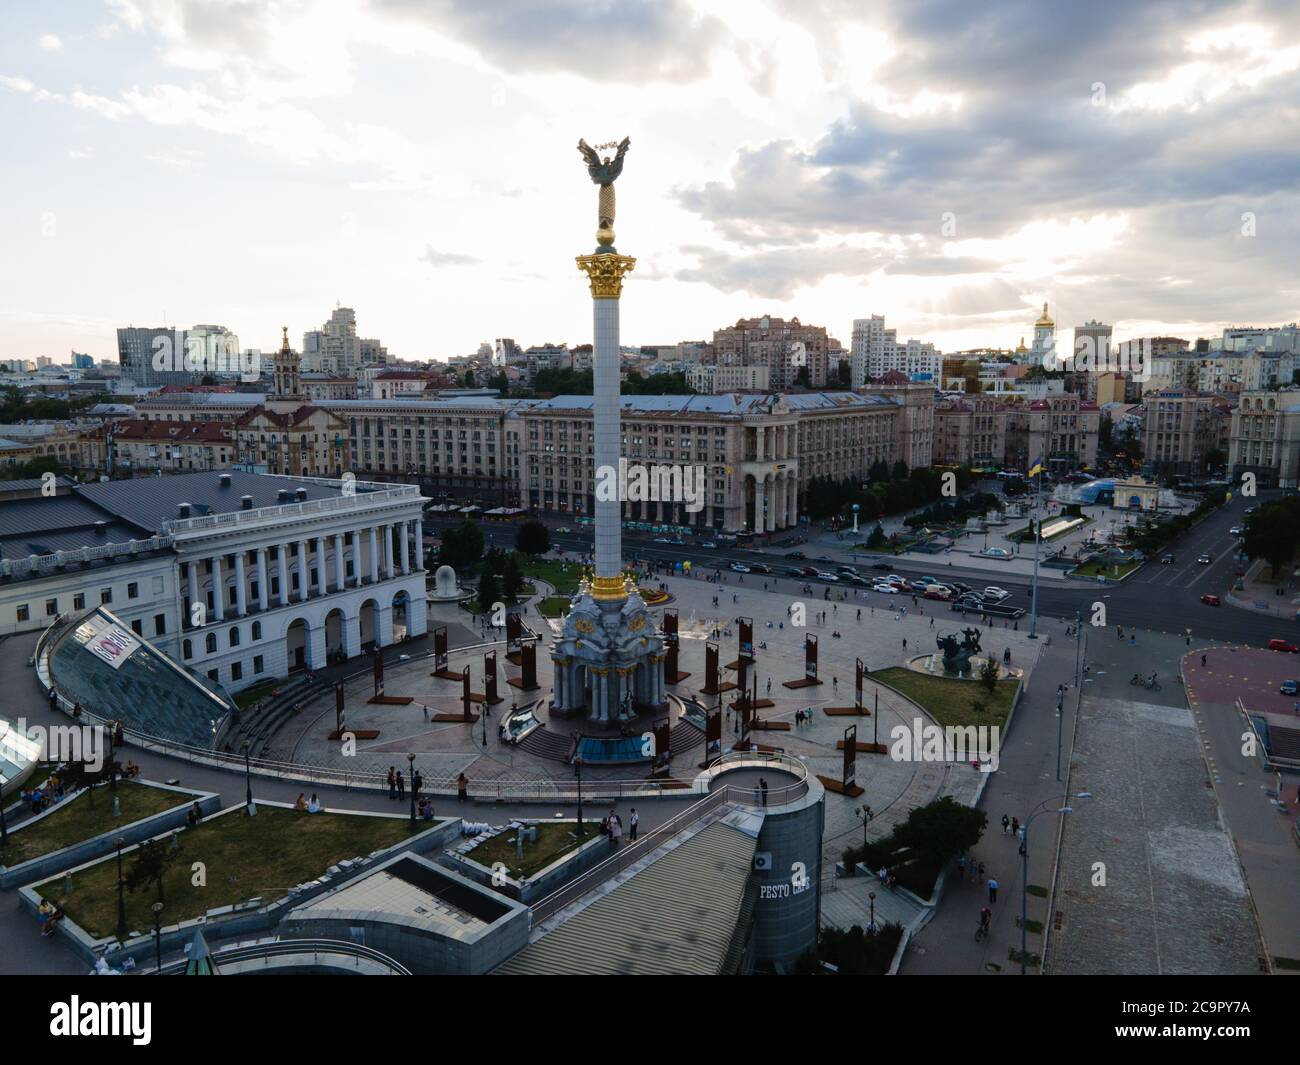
[127, 582, 139, 599]
[251, 621, 262, 641]
[229, 626, 240, 647]
[154, 614, 166, 636]
[183, 639, 193, 659]
[131, 619, 142, 636]
[205, 632, 217, 654]
[253, 654, 265, 675]
[16, 604, 29, 623]
[45, 599, 58, 616]
[100, 588, 112, 604]
[231, 661, 243, 682]
[207, 669, 219, 683]
[73, 593, 85, 610]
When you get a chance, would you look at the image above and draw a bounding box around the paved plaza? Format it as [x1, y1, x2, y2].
[278, 564, 1047, 879]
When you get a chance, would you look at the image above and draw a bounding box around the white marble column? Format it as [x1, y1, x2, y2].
[368, 527, 379, 583]
[351, 531, 363, 587]
[334, 533, 345, 591]
[414, 521, 424, 570]
[233, 551, 247, 616]
[186, 561, 199, 623]
[211, 555, 224, 622]
[277, 545, 289, 607]
[385, 524, 396, 580]
[315, 537, 327, 596]
[297, 539, 309, 602]
[399, 521, 409, 575]
[256, 548, 269, 612]
[788, 480, 798, 526]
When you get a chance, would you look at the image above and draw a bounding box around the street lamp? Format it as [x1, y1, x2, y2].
[407, 752, 417, 826]
[575, 756, 584, 830]
[151, 901, 164, 972]
[115, 836, 127, 940]
[242, 740, 255, 816]
[856, 804, 873, 846]
[1020, 792, 1091, 975]
[0, 776, 8, 847]
[868, 891, 877, 935]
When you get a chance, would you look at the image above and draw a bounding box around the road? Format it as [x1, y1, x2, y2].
[430, 493, 1291, 650]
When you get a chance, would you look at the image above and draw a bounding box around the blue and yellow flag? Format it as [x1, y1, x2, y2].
[1027, 455, 1045, 477]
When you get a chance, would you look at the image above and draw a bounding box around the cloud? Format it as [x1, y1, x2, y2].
[371, 0, 731, 83]
[39, 33, 63, 52]
[420, 244, 481, 267]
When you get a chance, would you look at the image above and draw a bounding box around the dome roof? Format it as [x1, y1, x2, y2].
[1035, 301, 1054, 328]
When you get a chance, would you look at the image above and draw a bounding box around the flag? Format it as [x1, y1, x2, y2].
[1027, 455, 1045, 478]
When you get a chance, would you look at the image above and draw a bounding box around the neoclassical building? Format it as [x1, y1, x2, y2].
[0, 470, 427, 693]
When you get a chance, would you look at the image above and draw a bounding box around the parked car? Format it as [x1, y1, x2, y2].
[1281, 680, 1298, 695]
[924, 586, 952, 601]
[872, 582, 899, 594]
[1199, 594, 1220, 606]
[985, 547, 1011, 558]
[983, 587, 1010, 601]
[913, 576, 938, 587]
[1268, 638, 1299, 653]
[1197, 553, 1212, 564]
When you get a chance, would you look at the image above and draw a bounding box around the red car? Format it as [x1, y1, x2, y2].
[1268, 638, 1299, 653]
[1199, 594, 1220, 606]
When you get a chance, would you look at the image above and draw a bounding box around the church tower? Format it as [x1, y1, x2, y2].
[1030, 302, 1056, 368]
[272, 326, 301, 399]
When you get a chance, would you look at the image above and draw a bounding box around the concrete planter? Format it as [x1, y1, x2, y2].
[19, 800, 463, 968]
[441, 819, 610, 904]
[0, 780, 219, 891]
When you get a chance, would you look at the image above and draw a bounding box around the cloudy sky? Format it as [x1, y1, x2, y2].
[2, 0, 1298, 362]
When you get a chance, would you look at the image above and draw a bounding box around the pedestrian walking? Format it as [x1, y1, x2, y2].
[608, 812, 622, 849]
[1011, 816, 1019, 837]
[387, 767, 397, 801]
[1201, 653, 1207, 667]
[957, 854, 967, 878]
[902, 638, 907, 651]
[1001, 813, 1010, 835]
[629, 808, 639, 841]
[977, 861, 986, 883]
[987, 877, 999, 904]
[759, 776, 769, 807]
[1129, 634, 1136, 647]
[457, 772, 468, 802]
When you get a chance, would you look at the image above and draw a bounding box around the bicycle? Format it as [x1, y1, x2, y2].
[974, 922, 990, 943]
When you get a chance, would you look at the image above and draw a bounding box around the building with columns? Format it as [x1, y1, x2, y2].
[0, 470, 427, 693]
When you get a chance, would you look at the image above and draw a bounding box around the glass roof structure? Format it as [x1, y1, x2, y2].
[0, 716, 42, 789]
[48, 607, 234, 749]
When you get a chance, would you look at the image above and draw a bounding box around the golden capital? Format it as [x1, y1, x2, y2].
[576, 254, 636, 299]
[590, 574, 628, 600]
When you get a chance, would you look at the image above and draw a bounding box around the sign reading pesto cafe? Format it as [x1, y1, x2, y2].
[73, 616, 141, 671]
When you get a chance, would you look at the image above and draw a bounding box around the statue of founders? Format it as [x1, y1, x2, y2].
[936, 627, 983, 675]
[577, 137, 630, 249]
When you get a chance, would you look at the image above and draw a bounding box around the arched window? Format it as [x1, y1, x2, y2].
[205, 632, 217, 654]
[229, 626, 240, 647]
[182, 639, 193, 659]
[251, 620, 262, 641]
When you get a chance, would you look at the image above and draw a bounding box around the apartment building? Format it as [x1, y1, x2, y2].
[1140, 390, 1227, 476]
[1229, 387, 1300, 488]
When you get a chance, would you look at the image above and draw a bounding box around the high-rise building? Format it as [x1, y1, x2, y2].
[302, 305, 376, 373]
[850, 315, 939, 386]
[712, 316, 836, 389]
[117, 325, 189, 388]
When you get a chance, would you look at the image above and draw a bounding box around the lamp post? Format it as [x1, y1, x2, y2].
[1020, 793, 1091, 974]
[0, 776, 8, 847]
[575, 756, 584, 830]
[242, 740, 255, 816]
[407, 752, 416, 827]
[151, 901, 163, 972]
[868, 891, 877, 934]
[115, 836, 127, 940]
[1028, 472, 1042, 639]
[857, 804, 873, 847]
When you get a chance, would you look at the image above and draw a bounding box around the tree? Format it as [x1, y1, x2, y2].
[892, 796, 987, 867]
[866, 523, 887, 549]
[979, 657, 1000, 694]
[501, 552, 527, 603]
[794, 366, 812, 388]
[475, 568, 502, 614]
[436, 520, 484, 572]
[487, 370, 509, 394]
[1242, 497, 1300, 578]
[462, 369, 477, 388]
[125, 836, 180, 904]
[515, 520, 550, 557]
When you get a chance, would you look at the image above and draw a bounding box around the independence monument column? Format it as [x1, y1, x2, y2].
[576, 137, 634, 609]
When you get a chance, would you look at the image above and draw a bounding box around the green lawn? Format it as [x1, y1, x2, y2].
[36, 805, 427, 938]
[465, 821, 602, 880]
[873, 667, 1019, 730]
[1071, 557, 1141, 579]
[1, 781, 188, 870]
[537, 596, 570, 618]
[524, 557, 583, 596]
[234, 677, 286, 709]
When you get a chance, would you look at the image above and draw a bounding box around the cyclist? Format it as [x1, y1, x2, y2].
[978, 906, 991, 936]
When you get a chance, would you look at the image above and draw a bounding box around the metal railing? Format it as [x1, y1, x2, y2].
[1, 536, 172, 578]
[530, 753, 810, 924]
[162, 480, 421, 535]
[152, 938, 410, 975]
